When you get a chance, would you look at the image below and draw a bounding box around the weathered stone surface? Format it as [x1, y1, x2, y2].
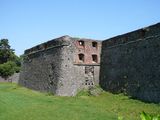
[19, 36, 101, 96]
[100, 23, 160, 103]
[0, 73, 20, 83]
[19, 22, 160, 103]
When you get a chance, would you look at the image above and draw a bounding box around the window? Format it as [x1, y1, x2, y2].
[141, 29, 147, 38]
[78, 54, 84, 62]
[84, 80, 94, 86]
[92, 42, 97, 48]
[78, 40, 84, 46]
[92, 55, 98, 63]
[44, 43, 47, 49]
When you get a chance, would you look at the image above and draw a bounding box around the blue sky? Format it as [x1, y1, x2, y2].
[0, 0, 160, 55]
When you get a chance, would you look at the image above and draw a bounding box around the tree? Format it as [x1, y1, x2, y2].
[0, 61, 16, 79]
[0, 39, 21, 79]
[0, 39, 15, 64]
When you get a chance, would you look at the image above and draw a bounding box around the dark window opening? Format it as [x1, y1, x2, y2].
[141, 29, 146, 38]
[79, 40, 84, 46]
[44, 43, 47, 49]
[84, 81, 94, 86]
[36, 46, 40, 50]
[92, 42, 97, 48]
[85, 80, 88, 85]
[92, 55, 98, 63]
[78, 54, 84, 62]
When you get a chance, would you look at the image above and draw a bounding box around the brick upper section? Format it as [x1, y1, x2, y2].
[74, 39, 101, 64]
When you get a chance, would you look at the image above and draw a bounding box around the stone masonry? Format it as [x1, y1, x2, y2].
[100, 23, 160, 103]
[19, 36, 101, 96]
[0, 73, 19, 83]
[19, 22, 160, 103]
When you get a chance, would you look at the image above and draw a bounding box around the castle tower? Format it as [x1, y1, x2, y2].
[19, 35, 101, 96]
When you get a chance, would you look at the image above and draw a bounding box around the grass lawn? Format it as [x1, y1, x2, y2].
[0, 83, 159, 120]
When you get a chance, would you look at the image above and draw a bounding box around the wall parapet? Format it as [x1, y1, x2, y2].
[100, 22, 160, 103]
[25, 35, 71, 55]
[103, 23, 160, 48]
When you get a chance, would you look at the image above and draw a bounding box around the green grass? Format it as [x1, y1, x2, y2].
[0, 83, 159, 120]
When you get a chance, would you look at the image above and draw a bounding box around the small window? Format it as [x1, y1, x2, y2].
[79, 40, 84, 46]
[36, 46, 40, 50]
[92, 42, 97, 48]
[44, 43, 47, 49]
[92, 55, 98, 63]
[141, 29, 147, 38]
[78, 54, 84, 62]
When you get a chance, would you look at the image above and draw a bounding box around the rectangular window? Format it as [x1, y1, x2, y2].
[78, 54, 84, 62]
[92, 42, 97, 48]
[92, 55, 98, 63]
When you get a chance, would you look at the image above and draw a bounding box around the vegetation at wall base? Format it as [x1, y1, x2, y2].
[0, 83, 159, 120]
[76, 86, 104, 97]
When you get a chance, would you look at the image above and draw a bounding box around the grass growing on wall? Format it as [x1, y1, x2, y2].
[0, 83, 159, 120]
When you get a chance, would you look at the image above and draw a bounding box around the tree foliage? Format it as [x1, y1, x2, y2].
[0, 61, 17, 79]
[0, 39, 21, 78]
[0, 39, 15, 64]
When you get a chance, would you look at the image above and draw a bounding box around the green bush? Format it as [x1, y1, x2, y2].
[76, 86, 104, 97]
[118, 112, 160, 120]
[0, 39, 22, 79]
[0, 61, 17, 79]
[140, 112, 160, 120]
[76, 89, 90, 96]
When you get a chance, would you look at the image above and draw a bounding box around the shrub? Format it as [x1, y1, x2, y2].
[118, 112, 160, 120]
[0, 61, 17, 79]
[76, 89, 90, 97]
[140, 112, 160, 120]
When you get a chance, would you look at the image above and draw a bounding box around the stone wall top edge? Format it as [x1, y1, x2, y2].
[25, 36, 102, 55]
[71, 37, 102, 43]
[24, 35, 72, 55]
[103, 22, 160, 47]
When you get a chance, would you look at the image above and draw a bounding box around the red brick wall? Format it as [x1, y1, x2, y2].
[74, 40, 101, 64]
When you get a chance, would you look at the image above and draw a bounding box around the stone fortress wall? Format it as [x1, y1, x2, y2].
[0, 73, 19, 83]
[100, 23, 160, 103]
[19, 36, 101, 96]
[19, 23, 160, 103]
